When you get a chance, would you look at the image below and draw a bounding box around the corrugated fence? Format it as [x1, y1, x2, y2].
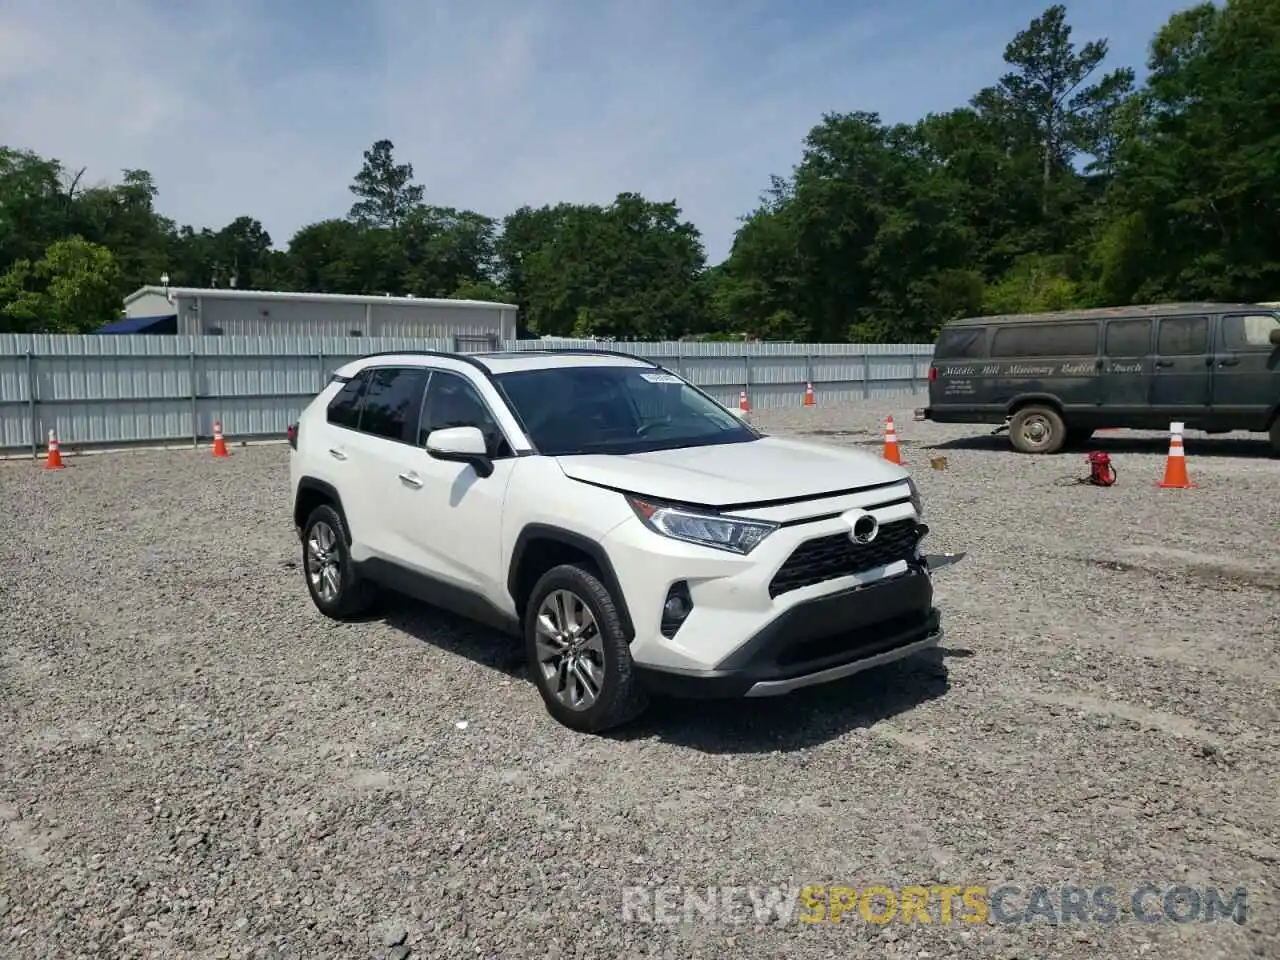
[0, 334, 935, 455]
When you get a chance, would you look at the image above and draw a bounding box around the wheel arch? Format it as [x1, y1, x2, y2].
[1006, 393, 1067, 417]
[294, 477, 350, 543]
[508, 524, 636, 639]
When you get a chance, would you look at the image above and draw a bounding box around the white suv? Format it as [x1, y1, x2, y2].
[288, 349, 961, 733]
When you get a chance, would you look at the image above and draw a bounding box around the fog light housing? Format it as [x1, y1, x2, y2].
[660, 581, 693, 638]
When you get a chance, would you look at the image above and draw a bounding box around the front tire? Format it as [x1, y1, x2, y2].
[1270, 418, 1280, 456]
[1009, 405, 1067, 454]
[524, 563, 648, 733]
[301, 504, 377, 620]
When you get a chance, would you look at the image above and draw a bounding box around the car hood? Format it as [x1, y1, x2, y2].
[554, 436, 908, 508]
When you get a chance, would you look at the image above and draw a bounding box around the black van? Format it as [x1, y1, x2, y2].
[921, 302, 1280, 454]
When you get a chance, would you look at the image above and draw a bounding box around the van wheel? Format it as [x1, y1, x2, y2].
[1269, 418, 1280, 456]
[1009, 406, 1067, 454]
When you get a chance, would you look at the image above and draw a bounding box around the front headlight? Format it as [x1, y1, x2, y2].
[907, 476, 924, 518]
[627, 496, 778, 555]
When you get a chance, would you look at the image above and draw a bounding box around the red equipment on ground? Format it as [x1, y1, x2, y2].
[1085, 451, 1116, 486]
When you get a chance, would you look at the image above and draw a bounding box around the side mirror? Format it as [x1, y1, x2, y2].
[426, 425, 493, 477]
[1269, 328, 1280, 346]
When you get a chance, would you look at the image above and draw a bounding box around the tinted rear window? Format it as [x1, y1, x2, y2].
[934, 327, 987, 359]
[1104, 319, 1152, 357]
[326, 371, 369, 430]
[990, 322, 1098, 358]
[357, 367, 429, 443]
[1157, 316, 1209, 355]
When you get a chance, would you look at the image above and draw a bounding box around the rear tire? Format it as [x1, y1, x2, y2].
[1270, 418, 1280, 456]
[524, 563, 648, 734]
[301, 504, 378, 620]
[1009, 405, 1067, 454]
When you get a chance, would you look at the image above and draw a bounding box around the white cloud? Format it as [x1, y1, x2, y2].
[1, 0, 1188, 264]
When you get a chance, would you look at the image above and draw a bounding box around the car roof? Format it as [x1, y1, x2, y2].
[339, 348, 659, 377]
[944, 302, 1272, 327]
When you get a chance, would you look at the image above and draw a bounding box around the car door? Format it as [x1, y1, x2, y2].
[389, 367, 518, 602]
[1100, 317, 1154, 418]
[319, 369, 377, 547]
[1151, 314, 1211, 416]
[341, 365, 432, 561]
[1212, 311, 1280, 429]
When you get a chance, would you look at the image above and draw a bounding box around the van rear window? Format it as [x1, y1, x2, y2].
[991, 322, 1097, 358]
[934, 327, 987, 359]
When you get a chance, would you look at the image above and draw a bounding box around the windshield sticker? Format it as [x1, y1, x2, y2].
[639, 372, 682, 384]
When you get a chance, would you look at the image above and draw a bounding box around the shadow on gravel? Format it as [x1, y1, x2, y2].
[379, 597, 526, 676]
[377, 592, 973, 753]
[610, 646, 974, 755]
[924, 433, 1276, 459]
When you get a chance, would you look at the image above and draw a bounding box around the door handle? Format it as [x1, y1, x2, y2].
[1218, 357, 1240, 367]
[328, 448, 348, 461]
[1154, 359, 1174, 368]
[398, 472, 423, 488]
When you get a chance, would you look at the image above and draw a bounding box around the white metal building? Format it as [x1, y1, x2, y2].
[116, 286, 518, 346]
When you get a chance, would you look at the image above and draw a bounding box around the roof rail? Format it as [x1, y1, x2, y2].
[500, 348, 662, 367]
[347, 349, 491, 372]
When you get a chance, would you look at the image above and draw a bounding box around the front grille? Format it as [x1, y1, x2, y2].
[769, 518, 921, 598]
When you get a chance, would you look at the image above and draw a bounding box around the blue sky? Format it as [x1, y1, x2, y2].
[3, 0, 1195, 266]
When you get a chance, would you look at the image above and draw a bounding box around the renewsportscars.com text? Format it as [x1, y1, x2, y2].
[620, 884, 1249, 926]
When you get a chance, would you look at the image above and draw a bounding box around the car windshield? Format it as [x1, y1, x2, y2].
[494, 364, 759, 456]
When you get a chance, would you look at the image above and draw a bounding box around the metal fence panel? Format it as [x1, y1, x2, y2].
[0, 334, 935, 454]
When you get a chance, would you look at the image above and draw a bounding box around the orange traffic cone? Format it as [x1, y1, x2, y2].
[882, 415, 902, 464]
[44, 429, 65, 470]
[1156, 421, 1194, 489]
[211, 420, 230, 458]
[803, 382, 815, 407]
[739, 390, 750, 413]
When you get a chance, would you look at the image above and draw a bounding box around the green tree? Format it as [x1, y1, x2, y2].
[0, 148, 76, 268]
[1099, 0, 1280, 302]
[719, 112, 984, 342]
[0, 237, 123, 332]
[514, 194, 708, 339]
[400, 206, 499, 298]
[979, 4, 1133, 209]
[170, 216, 275, 288]
[348, 139, 425, 229]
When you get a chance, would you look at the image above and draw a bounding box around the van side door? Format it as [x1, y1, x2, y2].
[1211, 310, 1280, 430]
[1151, 314, 1212, 418]
[1101, 317, 1154, 421]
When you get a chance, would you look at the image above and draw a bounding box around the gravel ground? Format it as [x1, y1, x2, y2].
[1, 398, 1277, 960]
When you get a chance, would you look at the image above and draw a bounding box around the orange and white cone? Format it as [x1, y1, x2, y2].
[882, 415, 902, 464]
[44, 429, 65, 470]
[803, 382, 815, 407]
[1156, 421, 1194, 489]
[211, 420, 230, 458]
[739, 390, 750, 413]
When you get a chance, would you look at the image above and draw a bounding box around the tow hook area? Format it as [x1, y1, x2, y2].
[922, 552, 966, 572]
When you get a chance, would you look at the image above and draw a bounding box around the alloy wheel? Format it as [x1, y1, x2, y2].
[535, 589, 606, 711]
[306, 520, 341, 603]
